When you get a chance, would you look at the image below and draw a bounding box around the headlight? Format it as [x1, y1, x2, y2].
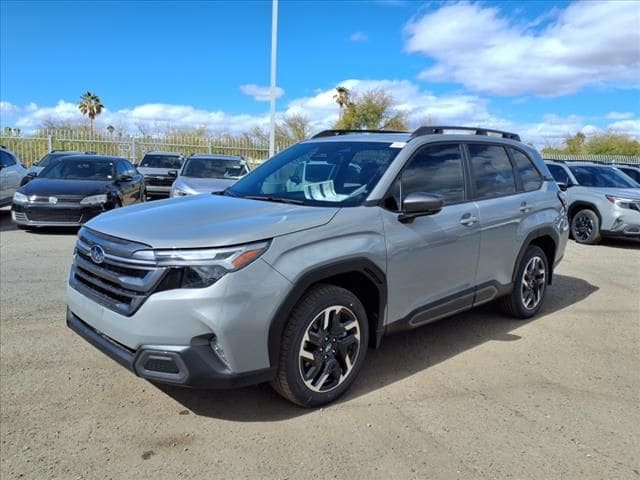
[171, 189, 189, 197]
[606, 195, 640, 211]
[134, 241, 270, 288]
[13, 192, 28, 204]
[80, 194, 108, 205]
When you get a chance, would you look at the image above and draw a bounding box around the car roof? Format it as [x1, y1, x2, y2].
[188, 154, 244, 160]
[57, 155, 126, 162]
[143, 151, 183, 156]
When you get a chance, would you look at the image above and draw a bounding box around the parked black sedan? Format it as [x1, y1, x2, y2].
[11, 155, 145, 228]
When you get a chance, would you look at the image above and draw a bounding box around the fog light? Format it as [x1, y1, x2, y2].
[210, 336, 230, 368]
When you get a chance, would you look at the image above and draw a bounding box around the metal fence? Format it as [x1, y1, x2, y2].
[0, 130, 294, 168]
[541, 153, 640, 165]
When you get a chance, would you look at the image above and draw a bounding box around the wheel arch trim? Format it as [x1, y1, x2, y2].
[511, 227, 559, 286]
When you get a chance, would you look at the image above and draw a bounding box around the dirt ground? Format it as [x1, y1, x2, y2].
[1, 208, 638, 479]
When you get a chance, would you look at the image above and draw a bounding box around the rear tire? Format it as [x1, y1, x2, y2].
[570, 209, 601, 245]
[499, 245, 548, 319]
[271, 284, 369, 407]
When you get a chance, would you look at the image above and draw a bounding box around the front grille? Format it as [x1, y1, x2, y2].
[28, 207, 81, 223]
[70, 228, 167, 316]
[144, 175, 174, 187]
[30, 195, 83, 204]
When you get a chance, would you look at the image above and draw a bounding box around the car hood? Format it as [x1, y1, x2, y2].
[85, 194, 340, 248]
[570, 186, 640, 199]
[19, 178, 112, 196]
[138, 167, 175, 176]
[175, 177, 236, 194]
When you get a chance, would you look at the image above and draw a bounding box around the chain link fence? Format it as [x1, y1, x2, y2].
[0, 130, 294, 168]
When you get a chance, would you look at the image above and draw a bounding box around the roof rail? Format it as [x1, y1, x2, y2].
[410, 126, 521, 142]
[312, 129, 409, 139]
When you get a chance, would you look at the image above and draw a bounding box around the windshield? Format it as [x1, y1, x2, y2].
[140, 155, 183, 169]
[37, 152, 80, 168]
[569, 165, 640, 188]
[39, 159, 115, 181]
[227, 141, 401, 206]
[182, 157, 248, 179]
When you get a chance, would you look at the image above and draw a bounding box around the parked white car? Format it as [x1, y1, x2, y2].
[170, 154, 249, 197]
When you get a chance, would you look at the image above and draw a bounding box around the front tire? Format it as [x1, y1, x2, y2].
[271, 284, 369, 407]
[570, 209, 601, 244]
[499, 245, 548, 319]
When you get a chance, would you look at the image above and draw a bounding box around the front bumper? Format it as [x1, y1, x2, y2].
[602, 209, 640, 238]
[12, 202, 105, 226]
[67, 309, 276, 388]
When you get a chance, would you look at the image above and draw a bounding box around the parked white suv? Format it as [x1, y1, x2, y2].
[0, 146, 27, 207]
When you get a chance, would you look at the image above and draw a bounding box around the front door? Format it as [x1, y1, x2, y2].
[382, 143, 481, 327]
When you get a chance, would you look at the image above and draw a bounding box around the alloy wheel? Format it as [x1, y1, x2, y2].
[520, 256, 546, 310]
[573, 213, 594, 242]
[298, 305, 361, 393]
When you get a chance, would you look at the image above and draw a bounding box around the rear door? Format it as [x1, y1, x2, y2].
[466, 143, 536, 289]
[382, 143, 481, 326]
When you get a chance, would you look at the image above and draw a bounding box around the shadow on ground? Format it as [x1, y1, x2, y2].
[161, 273, 599, 421]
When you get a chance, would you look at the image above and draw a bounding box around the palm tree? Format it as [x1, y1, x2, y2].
[77, 91, 104, 133]
[333, 86, 350, 119]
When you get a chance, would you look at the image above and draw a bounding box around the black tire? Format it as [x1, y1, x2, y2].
[271, 284, 369, 407]
[570, 209, 601, 245]
[498, 245, 549, 319]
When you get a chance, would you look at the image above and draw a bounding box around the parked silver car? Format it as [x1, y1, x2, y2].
[170, 154, 249, 197]
[67, 126, 569, 406]
[0, 145, 27, 207]
[545, 160, 640, 243]
[137, 151, 185, 198]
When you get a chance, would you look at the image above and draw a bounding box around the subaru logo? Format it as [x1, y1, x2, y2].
[48, 196, 58, 204]
[90, 245, 105, 264]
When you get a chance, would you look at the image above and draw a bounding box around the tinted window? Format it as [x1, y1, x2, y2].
[510, 148, 542, 191]
[140, 155, 183, 169]
[468, 144, 516, 199]
[0, 151, 16, 167]
[399, 144, 465, 205]
[116, 161, 128, 175]
[122, 160, 137, 177]
[569, 165, 639, 188]
[40, 160, 115, 181]
[547, 164, 570, 184]
[617, 167, 640, 183]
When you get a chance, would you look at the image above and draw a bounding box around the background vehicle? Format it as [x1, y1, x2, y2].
[170, 154, 249, 197]
[137, 151, 185, 198]
[0, 145, 27, 207]
[545, 160, 640, 244]
[67, 126, 568, 407]
[12, 155, 144, 228]
[21, 150, 95, 186]
[612, 164, 640, 183]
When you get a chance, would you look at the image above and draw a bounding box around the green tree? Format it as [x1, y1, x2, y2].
[333, 89, 408, 131]
[541, 131, 640, 156]
[77, 91, 104, 133]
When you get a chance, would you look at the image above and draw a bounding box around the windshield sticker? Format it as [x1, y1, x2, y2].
[390, 142, 406, 148]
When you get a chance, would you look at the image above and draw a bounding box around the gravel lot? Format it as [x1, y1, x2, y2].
[1, 207, 639, 480]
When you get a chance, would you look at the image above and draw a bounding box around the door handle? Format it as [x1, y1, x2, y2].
[460, 213, 478, 227]
[519, 202, 531, 213]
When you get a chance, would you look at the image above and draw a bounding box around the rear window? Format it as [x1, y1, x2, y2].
[140, 155, 183, 169]
[510, 148, 542, 191]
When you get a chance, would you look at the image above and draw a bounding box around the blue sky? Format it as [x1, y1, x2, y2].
[1, 0, 638, 145]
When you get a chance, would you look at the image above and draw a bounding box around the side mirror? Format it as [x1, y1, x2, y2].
[117, 174, 132, 182]
[28, 171, 38, 178]
[557, 182, 569, 191]
[168, 170, 178, 177]
[398, 192, 444, 223]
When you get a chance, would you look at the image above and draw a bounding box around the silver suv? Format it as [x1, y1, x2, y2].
[545, 160, 640, 244]
[0, 145, 27, 207]
[67, 127, 569, 406]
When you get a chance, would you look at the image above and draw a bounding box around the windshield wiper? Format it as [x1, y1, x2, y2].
[243, 195, 305, 205]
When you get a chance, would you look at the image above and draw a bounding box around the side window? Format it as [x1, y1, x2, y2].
[547, 164, 570, 185]
[116, 161, 128, 176]
[509, 148, 542, 191]
[0, 151, 17, 167]
[468, 144, 516, 199]
[122, 160, 137, 177]
[398, 143, 466, 206]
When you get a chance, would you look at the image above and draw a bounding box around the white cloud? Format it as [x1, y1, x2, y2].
[239, 84, 285, 101]
[606, 111, 635, 120]
[404, 1, 640, 96]
[2, 78, 638, 147]
[349, 32, 368, 42]
[0, 101, 19, 116]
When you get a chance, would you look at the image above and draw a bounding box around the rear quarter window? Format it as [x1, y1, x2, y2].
[509, 148, 542, 191]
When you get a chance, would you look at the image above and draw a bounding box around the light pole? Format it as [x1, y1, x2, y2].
[269, 0, 279, 159]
